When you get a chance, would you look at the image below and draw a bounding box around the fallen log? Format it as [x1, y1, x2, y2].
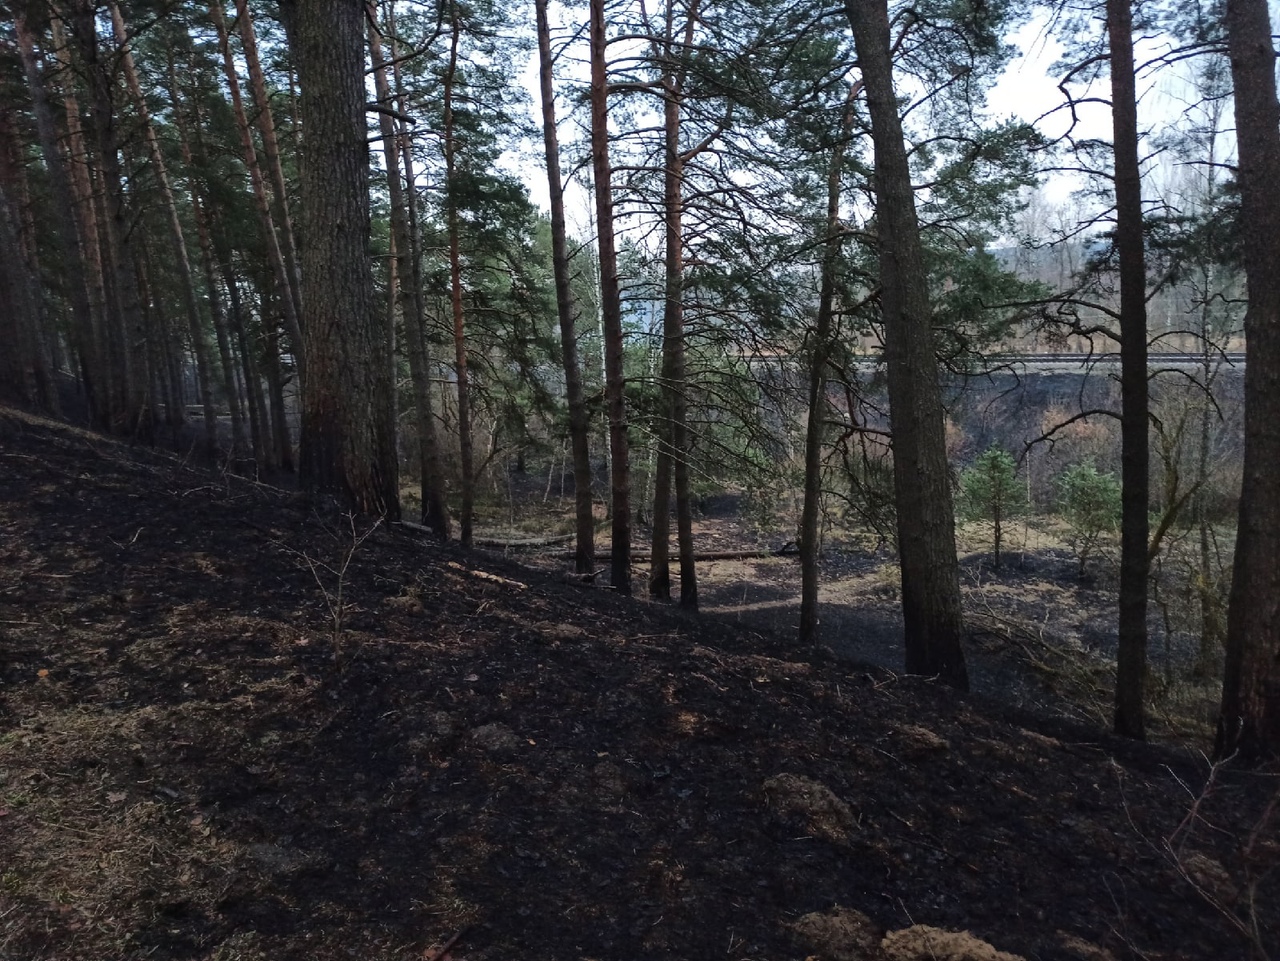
[396, 520, 576, 549]
[557, 546, 799, 562]
[398, 519, 799, 560]
[475, 532, 576, 548]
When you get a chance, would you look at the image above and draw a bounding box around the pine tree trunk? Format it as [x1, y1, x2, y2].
[287, 0, 400, 518]
[442, 16, 475, 547]
[536, 0, 595, 573]
[14, 12, 102, 421]
[800, 82, 859, 647]
[1218, 0, 1280, 761]
[68, 0, 151, 439]
[386, 5, 453, 534]
[371, 2, 451, 538]
[0, 105, 59, 413]
[199, 203, 247, 456]
[233, 0, 303, 326]
[590, 0, 633, 595]
[844, 0, 967, 689]
[223, 261, 273, 469]
[669, 9, 698, 610]
[209, 0, 306, 385]
[0, 178, 57, 411]
[49, 11, 111, 407]
[650, 82, 676, 599]
[260, 319, 295, 472]
[645, 3, 698, 606]
[132, 244, 177, 429]
[131, 250, 162, 428]
[649, 95, 699, 608]
[169, 54, 249, 459]
[1106, 0, 1150, 740]
[110, 2, 218, 458]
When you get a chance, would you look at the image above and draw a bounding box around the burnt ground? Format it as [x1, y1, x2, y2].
[1, 406, 1277, 961]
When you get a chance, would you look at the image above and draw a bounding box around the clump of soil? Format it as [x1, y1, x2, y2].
[0, 407, 1275, 961]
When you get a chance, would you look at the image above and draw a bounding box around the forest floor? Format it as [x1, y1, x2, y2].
[491, 499, 1216, 747]
[1, 406, 1277, 961]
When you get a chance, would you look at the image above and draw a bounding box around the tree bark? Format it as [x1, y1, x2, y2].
[1106, 0, 1150, 740]
[845, 0, 968, 689]
[232, 0, 303, 327]
[287, 0, 400, 518]
[67, 0, 151, 438]
[442, 14, 476, 547]
[109, 1, 219, 459]
[48, 11, 110, 400]
[260, 314, 295, 472]
[222, 257, 274, 468]
[0, 99, 57, 412]
[800, 82, 860, 647]
[209, 0, 306, 385]
[1218, 0, 1280, 761]
[14, 11, 102, 421]
[536, 0, 595, 574]
[369, 2, 450, 537]
[648, 3, 698, 609]
[387, 1, 451, 538]
[590, 0, 633, 595]
[167, 48, 249, 459]
[0, 177, 58, 412]
[133, 244, 181, 429]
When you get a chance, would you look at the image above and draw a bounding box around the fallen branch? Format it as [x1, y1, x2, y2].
[424, 928, 467, 960]
[445, 561, 528, 590]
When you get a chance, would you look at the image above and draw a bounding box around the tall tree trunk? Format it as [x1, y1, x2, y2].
[845, 0, 967, 689]
[168, 50, 249, 458]
[648, 6, 698, 609]
[0, 107, 59, 413]
[536, 0, 594, 573]
[68, 0, 151, 439]
[800, 82, 860, 646]
[1107, 0, 1150, 740]
[110, 1, 218, 458]
[198, 199, 247, 456]
[210, 0, 306, 385]
[0, 178, 58, 411]
[590, 0, 633, 594]
[1218, 0, 1280, 761]
[285, 0, 400, 518]
[442, 15, 476, 547]
[370, 2, 451, 537]
[387, 1, 451, 537]
[223, 258, 273, 469]
[50, 10, 113, 416]
[14, 11, 102, 421]
[261, 317, 295, 472]
[1194, 296, 1223, 675]
[133, 248, 170, 429]
[233, 0, 303, 326]
[49, 11, 111, 404]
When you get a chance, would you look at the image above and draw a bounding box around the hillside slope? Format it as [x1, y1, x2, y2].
[0, 408, 1274, 961]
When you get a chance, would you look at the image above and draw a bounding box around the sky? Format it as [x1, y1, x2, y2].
[513, 10, 1239, 238]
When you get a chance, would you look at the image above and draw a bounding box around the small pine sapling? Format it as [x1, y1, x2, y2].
[958, 445, 1026, 569]
[1056, 463, 1122, 575]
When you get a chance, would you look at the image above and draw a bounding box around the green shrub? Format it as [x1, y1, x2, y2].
[1056, 462, 1122, 574]
[958, 445, 1026, 568]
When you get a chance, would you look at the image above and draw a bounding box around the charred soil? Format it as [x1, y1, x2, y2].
[0, 408, 1276, 961]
